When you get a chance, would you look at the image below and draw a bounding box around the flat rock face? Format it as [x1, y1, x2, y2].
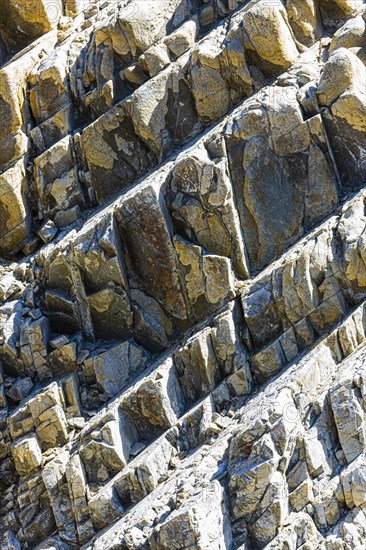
[1, 0, 366, 548]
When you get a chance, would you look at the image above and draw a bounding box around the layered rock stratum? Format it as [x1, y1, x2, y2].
[0, 0, 366, 548]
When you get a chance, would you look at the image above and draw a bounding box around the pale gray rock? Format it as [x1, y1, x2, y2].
[150, 481, 232, 549]
[84, 340, 149, 398]
[330, 384, 366, 463]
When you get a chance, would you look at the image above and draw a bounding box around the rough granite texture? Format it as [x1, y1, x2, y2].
[0, 0, 366, 548]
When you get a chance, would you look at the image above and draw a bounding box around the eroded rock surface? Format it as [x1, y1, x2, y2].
[1, 0, 366, 548]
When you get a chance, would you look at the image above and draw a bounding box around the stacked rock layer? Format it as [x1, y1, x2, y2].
[0, 0, 366, 548]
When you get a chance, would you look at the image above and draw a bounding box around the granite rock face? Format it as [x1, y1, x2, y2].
[1, 0, 366, 548]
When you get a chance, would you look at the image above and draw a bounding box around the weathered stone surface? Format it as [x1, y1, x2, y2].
[121, 358, 185, 440]
[34, 136, 85, 221]
[318, 47, 366, 187]
[41, 448, 77, 540]
[6, 378, 33, 402]
[287, 0, 323, 46]
[150, 481, 232, 549]
[242, 0, 300, 73]
[115, 183, 189, 323]
[37, 220, 58, 244]
[166, 145, 248, 278]
[79, 407, 136, 483]
[330, 384, 366, 463]
[226, 86, 338, 272]
[0, 161, 31, 255]
[0, 0, 62, 53]
[329, 14, 366, 54]
[11, 434, 43, 476]
[88, 485, 124, 531]
[85, 340, 149, 398]
[341, 453, 366, 508]
[2, 1, 366, 548]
